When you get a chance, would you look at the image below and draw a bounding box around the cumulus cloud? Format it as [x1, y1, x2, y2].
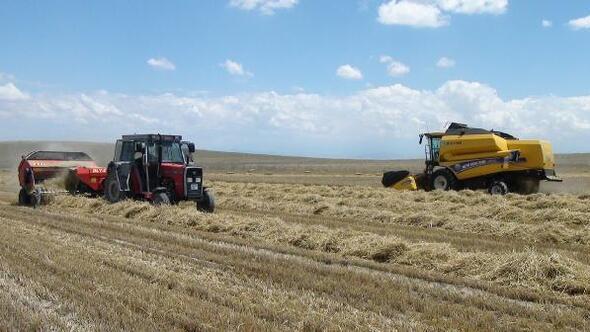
[568, 15, 590, 30]
[0, 83, 29, 101]
[378, 0, 508, 28]
[147, 57, 176, 71]
[542, 19, 552, 28]
[436, 57, 456, 68]
[3, 79, 590, 157]
[229, 0, 298, 15]
[336, 65, 363, 80]
[221, 59, 253, 77]
[436, 0, 507, 15]
[378, 1, 448, 28]
[380, 56, 410, 76]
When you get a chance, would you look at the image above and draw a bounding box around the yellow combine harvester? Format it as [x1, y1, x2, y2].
[382, 123, 562, 194]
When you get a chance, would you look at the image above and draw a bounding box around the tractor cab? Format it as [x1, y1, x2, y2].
[105, 134, 214, 212]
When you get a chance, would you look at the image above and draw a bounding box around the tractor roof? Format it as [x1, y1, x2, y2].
[121, 134, 182, 143]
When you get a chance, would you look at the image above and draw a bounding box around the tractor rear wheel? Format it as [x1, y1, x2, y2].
[18, 188, 31, 206]
[197, 190, 215, 213]
[430, 169, 457, 191]
[103, 173, 125, 203]
[488, 181, 509, 195]
[152, 192, 170, 205]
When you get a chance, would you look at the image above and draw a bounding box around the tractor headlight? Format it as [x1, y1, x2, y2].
[194, 177, 201, 183]
[187, 178, 193, 183]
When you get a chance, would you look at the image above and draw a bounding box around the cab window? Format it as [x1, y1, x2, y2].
[430, 137, 440, 160]
[162, 143, 184, 163]
[119, 141, 135, 162]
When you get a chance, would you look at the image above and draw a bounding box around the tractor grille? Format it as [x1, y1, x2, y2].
[185, 167, 203, 199]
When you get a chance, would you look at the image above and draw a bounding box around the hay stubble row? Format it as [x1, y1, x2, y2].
[0, 172, 589, 330]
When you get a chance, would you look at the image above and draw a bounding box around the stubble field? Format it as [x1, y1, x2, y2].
[0, 141, 590, 331]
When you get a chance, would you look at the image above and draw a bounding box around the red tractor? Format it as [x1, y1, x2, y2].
[101, 134, 215, 212]
[17, 134, 215, 212]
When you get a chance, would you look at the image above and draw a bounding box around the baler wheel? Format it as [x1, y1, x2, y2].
[18, 188, 31, 206]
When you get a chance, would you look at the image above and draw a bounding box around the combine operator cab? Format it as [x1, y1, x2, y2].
[103, 134, 214, 212]
[419, 133, 443, 174]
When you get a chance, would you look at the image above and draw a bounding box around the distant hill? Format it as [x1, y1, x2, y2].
[1, 141, 588, 175]
[0, 141, 421, 173]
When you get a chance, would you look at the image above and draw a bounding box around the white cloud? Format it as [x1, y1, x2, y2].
[0, 83, 29, 101]
[378, 1, 448, 28]
[380, 56, 410, 76]
[542, 19, 552, 28]
[229, 0, 298, 15]
[568, 15, 590, 30]
[4, 80, 590, 157]
[221, 59, 253, 77]
[147, 57, 176, 71]
[436, 0, 507, 15]
[377, 0, 508, 28]
[436, 57, 456, 68]
[336, 65, 363, 80]
[379, 55, 393, 63]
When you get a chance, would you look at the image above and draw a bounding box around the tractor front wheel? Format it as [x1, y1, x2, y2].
[103, 173, 125, 203]
[197, 190, 215, 213]
[152, 192, 171, 205]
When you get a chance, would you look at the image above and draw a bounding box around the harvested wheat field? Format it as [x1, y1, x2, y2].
[1, 148, 590, 331]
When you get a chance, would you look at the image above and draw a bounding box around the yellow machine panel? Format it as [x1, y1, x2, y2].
[391, 176, 418, 190]
[440, 134, 508, 161]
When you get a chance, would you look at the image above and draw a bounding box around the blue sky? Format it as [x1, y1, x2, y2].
[1, 1, 590, 158]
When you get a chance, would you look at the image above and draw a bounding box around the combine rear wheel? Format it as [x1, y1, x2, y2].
[430, 169, 457, 191]
[489, 181, 509, 195]
[197, 190, 215, 213]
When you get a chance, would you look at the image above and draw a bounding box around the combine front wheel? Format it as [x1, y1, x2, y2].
[430, 169, 457, 191]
